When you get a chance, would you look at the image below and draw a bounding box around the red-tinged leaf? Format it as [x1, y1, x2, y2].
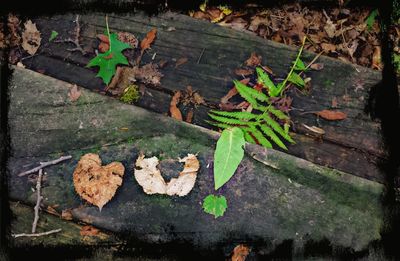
[231, 244, 250, 261]
[315, 110, 347, 120]
[170, 91, 183, 121]
[140, 28, 157, 51]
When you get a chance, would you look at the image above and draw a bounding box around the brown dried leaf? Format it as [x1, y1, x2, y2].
[98, 42, 109, 53]
[117, 31, 138, 49]
[372, 46, 381, 70]
[235, 68, 254, 76]
[7, 15, 21, 47]
[248, 15, 268, 32]
[170, 91, 183, 121]
[231, 244, 250, 261]
[302, 124, 326, 135]
[310, 63, 324, 70]
[61, 209, 73, 220]
[331, 97, 338, 108]
[134, 154, 199, 196]
[315, 110, 347, 120]
[175, 57, 188, 68]
[68, 84, 81, 102]
[245, 52, 262, 67]
[321, 43, 336, 53]
[140, 28, 157, 51]
[46, 206, 59, 216]
[21, 20, 41, 55]
[130, 63, 163, 86]
[185, 109, 194, 123]
[80, 225, 100, 236]
[73, 153, 125, 211]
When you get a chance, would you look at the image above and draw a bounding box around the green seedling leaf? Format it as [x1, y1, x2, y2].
[214, 127, 245, 190]
[256, 67, 277, 93]
[49, 30, 58, 42]
[366, 9, 379, 31]
[293, 59, 306, 71]
[87, 33, 131, 84]
[288, 72, 305, 87]
[203, 194, 227, 218]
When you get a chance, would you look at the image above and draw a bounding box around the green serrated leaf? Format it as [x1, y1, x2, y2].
[87, 32, 131, 85]
[202, 194, 227, 218]
[288, 72, 305, 87]
[49, 30, 58, 42]
[205, 120, 231, 130]
[243, 130, 256, 144]
[214, 127, 245, 190]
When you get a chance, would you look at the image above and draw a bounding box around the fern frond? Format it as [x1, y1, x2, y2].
[234, 80, 269, 103]
[256, 67, 277, 94]
[259, 124, 288, 150]
[208, 114, 249, 126]
[243, 130, 256, 144]
[247, 125, 273, 148]
[269, 107, 289, 120]
[262, 114, 295, 143]
[209, 110, 258, 120]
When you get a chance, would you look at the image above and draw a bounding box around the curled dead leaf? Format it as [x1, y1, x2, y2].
[321, 43, 336, 53]
[302, 124, 326, 135]
[80, 225, 100, 236]
[185, 109, 194, 123]
[245, 52, 262, 67]
[73, 153, 125, 211]
[129, 63, 163, 86]
[170, 91, 183, 121]
[68, 84, 81, 102]
[61, 209, 73, 220]
[140, 28, 157, 51]
[310, 63, 324, 70]
[21, 20, 41, 55]
[315, 110, 347, 120]
[175, 57, 188, 68]
[134, 154, 200, 197]
[231, 244, 250, 261]
[117, 31, 138, 49]
[372, 46, 381, 70]
[235, 68, 254, 76]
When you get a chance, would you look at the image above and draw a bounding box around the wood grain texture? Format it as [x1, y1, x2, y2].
[8, 67, 383, 252]
[20, 12, 385, 182]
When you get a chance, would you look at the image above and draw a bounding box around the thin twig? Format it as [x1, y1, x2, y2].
[54, 15, 86, 55]
[32, 169, 43, 233]
[12, 229, 62, 238]
[18, 155, 72, 177]
[197, 48, 205, 64]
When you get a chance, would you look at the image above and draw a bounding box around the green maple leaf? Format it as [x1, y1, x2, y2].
[87, 33, 131, 85]
[202, 194, 227, 218]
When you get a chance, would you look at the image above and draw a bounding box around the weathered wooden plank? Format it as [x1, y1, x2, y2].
[10, 201, 120, 247]
[23, 55, 383, 182]
[8, 67, 383, 254]
[22, 12, 385, 182]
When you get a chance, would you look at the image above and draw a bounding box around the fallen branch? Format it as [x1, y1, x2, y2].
[18, 155, 72, 177]
[54, 15, 86, 55]
[32, 169, 43, 233]
[12, 229, 62, 238]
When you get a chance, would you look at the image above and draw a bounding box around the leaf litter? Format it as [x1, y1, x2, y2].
[134, 153, 200, 196]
